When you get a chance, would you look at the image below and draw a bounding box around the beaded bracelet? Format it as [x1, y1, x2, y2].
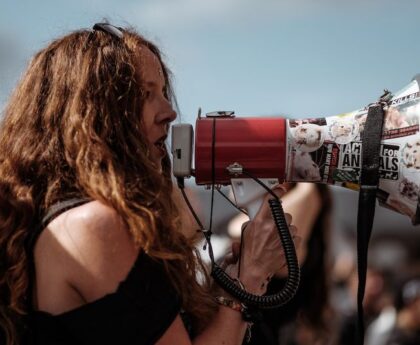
[214, 296, 253, 343]
[215, 296, 244, 312]
[231, 279, 263, 324]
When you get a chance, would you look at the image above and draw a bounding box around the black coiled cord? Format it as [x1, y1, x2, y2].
[211, 198, 300, 309]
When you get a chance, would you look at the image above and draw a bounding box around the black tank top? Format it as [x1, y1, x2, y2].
[27, 199, 187, 345]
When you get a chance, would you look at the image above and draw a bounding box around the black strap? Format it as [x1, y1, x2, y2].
[356, 96, 388, 344]
[40, 198, 91, 228]
[26, 198, 91, 253]
[26, 197, 91, 312]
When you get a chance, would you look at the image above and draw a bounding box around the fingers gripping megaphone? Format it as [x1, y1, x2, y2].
[172, 76, 420, 225]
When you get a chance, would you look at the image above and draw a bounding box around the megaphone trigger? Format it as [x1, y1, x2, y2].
[231, 178, 280, 219]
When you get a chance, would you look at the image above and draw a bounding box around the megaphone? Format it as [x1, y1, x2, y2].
[172, 76, 420, 225]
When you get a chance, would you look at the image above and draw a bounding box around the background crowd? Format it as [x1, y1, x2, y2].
[189, 182, 420, 345]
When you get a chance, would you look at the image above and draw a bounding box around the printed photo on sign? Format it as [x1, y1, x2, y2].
[401, 139, 420, 170]
[399, 138, 420, 189]
[399, 178, 420, 202]
[291, 123, 325, 152]
[382, 99, 420, 139]
[384, 107, 409, 131]
[328, 120, 359, 145]
[289, 150, 322, 182]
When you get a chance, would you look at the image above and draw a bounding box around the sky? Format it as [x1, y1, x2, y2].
[3, 0, 420, 122]
[2, 0, 420, 234]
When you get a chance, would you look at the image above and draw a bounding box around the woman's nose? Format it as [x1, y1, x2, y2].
[156, 98, 177, 124]
[156, 108, 177, 124]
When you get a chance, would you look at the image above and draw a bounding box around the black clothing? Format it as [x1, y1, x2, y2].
[384, 327, 420, 345]
[28, 199, 184, 345]
[337, 313, 358, 345]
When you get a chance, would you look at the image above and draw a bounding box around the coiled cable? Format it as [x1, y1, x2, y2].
[210, 197, 300, 308]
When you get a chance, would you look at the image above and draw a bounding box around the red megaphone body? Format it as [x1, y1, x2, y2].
[195, 116, 287, 184]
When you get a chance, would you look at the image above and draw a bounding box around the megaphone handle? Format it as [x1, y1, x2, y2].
[246, 199, 265, 220]
[231, 178, 279, 219]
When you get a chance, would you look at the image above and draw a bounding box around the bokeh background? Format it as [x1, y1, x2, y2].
[2, 0, 420, 267]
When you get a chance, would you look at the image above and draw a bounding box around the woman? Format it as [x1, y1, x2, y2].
[0, 23, 296, 345]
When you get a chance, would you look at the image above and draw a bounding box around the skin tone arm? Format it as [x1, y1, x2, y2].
[280, 183, 322, 264]
[36, 187, 294, 345]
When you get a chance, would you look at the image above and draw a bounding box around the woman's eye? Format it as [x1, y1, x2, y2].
[144, 91, 152, 99]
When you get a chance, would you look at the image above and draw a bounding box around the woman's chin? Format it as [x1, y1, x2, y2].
[149, 146, 165, 171]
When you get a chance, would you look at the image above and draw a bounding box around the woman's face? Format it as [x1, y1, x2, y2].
[138, 47, 176, 169]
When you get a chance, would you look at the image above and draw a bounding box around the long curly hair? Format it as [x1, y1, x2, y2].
[0, 26, 216, 344]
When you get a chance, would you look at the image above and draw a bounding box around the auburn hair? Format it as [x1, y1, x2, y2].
[0, 27, 216, 344]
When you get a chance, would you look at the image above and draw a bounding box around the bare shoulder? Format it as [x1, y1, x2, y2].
[50, 200, 130, 244]
[35, 200, 139, 302]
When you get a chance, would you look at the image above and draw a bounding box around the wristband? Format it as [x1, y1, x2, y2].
[214, 296, 254, 343]
[215, 296, 244, 312]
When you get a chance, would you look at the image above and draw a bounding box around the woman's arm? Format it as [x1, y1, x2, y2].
[157, 308, 248, 345]
[280, 183, 322, 263]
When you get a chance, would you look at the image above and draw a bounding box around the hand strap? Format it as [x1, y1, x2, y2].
[356, 91, 390, 345]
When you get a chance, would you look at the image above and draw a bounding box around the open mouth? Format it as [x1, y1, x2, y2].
[154, 135, 167, 156]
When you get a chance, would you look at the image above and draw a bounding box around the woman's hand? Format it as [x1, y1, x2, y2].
[229, 186, 299, 295]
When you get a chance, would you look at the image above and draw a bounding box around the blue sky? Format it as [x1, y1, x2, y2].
[2, 0, 420, 233]
[2, 0, 420, 125]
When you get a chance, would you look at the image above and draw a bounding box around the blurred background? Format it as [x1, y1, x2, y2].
[3, 1, 420, 343]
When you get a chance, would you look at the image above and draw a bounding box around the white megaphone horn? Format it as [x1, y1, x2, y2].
[172, 75, 420, 225]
